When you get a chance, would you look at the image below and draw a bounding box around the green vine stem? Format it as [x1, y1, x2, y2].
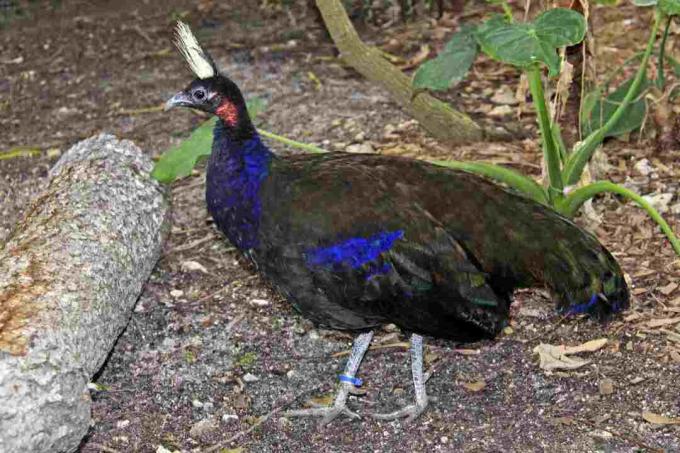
[559, 181, 680, 256]
[527, 65, 563, 199]
[258, 129, 328, 154]
[432, 160, 549, 204]
[258, 128, 551, 204]
[657, 14, 672, 89]
[259, 129, 550, 204]
[563, 9, 661, 186]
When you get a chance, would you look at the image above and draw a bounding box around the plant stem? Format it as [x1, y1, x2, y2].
[563, 9, 661, 186]
[560, 181, 680, 257]
[527, 66, 563, 200]
[258, 129, 328, 154]
[431, 160, 549, 205]
[657, 15, 672, 89]
[0, 147, 41, 160]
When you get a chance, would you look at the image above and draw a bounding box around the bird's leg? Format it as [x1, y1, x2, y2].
[372, 333, 430, 422]
[284, 331, 373, 425]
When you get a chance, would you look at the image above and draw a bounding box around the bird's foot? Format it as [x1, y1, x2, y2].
[371, 397, 430, 423]
[284, 401, 360, 425]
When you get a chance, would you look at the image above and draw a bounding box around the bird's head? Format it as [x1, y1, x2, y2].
[165, 22, 253, 137]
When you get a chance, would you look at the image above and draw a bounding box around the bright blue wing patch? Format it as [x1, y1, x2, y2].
[306, 230, 404, 271]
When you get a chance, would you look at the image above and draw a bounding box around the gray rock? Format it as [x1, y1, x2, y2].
[0, 135, 170, 453]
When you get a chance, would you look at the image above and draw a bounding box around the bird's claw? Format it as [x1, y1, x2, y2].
[371, 398, 429, 423]
[283, 404, 361, 425]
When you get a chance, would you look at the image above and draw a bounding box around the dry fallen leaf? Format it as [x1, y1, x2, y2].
[181, 260, 209, 274]
[642, 411, 680, 425]
[647, 317, 680, 328]
[564, 338, 608, 354]
[533, 338, 608, 371]
[659, 282, 678, 296]
[462, 380, 486, 392]
[670, 350, 680, 363]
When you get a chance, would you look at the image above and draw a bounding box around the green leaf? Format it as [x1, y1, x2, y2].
[151, 96, 269, 183]
[475, 9, 586, 76]
[660, 0, 680, 15]
[632, 0, 657, 6]
[581, 76, 650, 137]
[413, 24, 478, 91]
[151, 118, 216, 183]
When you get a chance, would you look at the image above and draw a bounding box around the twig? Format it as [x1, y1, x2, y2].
[133, 25, 153, 44]
[114, 105, 164, 116]
[204, 383, 326, 452]
[167, 234, 215, 254]
[332, 341, 410, 358]
[575, 418, 664, 453]
[85, 443, 123, 453]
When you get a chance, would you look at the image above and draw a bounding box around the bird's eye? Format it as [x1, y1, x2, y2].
[193, 89, 206, 100]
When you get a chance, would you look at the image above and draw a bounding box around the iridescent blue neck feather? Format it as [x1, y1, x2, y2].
[206, 121, 273, 251]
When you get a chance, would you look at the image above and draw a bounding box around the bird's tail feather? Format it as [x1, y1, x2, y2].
[540, 230, 629, 320]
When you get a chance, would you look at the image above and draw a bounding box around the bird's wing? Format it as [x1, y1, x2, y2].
[256, 154, 510, 338]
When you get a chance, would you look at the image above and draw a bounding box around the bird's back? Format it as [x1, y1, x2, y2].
[250, 152, 627, 340]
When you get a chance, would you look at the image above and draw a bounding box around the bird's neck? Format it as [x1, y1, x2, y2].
[206, 119, 274, 251]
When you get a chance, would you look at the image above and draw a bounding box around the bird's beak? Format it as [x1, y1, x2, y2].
[165, 91, 192, 111]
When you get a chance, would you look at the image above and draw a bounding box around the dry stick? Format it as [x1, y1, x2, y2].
[332, 341, 411, 358]
[86, 443, 123, 453]
[204, 383, 327, 453]
[314, 0, 484, 144]
[113, 105, 164, 116]
[575, 418, 664, 453]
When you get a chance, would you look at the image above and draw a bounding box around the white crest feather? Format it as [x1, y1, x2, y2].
[174, 21, 215, 79]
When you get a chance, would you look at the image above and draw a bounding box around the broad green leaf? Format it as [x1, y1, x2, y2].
[632, 0, 657, 5]
[660, 0, 680, 15]
[413, 24, 478, 91]
[475, 9, 586, 76]
[151, 97, 269, 183]
[581, 76, 650, 137]
[534, 9, 587, 48]
[151, 118, 216, 183]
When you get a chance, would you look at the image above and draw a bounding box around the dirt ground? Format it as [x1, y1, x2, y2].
[2, 1, 680, 452]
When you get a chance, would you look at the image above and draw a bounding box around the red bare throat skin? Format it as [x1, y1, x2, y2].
[216, 101, 238, 126]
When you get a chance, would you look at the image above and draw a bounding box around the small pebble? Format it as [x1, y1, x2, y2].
[250, 298, 270, 306]
[222, 414, 239, 423]
[345, 143, 374, 154]
[242, 373, 259, 383]
[170, 289, 184, 298]
[192, 399, 204, 408]
[116, 419, 130, 429]
[599, 378, 614, 395]
[488, 105, 514, 117]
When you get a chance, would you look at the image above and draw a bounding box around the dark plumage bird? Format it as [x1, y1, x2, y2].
[165, 22, 629, 423]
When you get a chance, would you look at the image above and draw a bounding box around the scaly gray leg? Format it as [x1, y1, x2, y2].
[284, 331, 373, 425]
[372, 333, 430, 422]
